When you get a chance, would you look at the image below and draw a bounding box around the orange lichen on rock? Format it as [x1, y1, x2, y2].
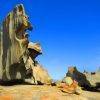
[58, 77, 82, 94]
[0, 95, 13, 100]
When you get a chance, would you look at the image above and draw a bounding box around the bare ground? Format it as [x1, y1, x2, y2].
[0, 85, 99, 100]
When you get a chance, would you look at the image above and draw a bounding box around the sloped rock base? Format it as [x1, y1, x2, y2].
[0, 85, 99, 100]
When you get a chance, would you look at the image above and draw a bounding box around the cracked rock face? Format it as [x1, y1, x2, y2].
[0, 4, 32, 81]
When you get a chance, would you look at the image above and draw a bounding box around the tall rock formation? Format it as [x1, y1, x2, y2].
[0, 4, 51, 85]
[0, 4, 32, 82]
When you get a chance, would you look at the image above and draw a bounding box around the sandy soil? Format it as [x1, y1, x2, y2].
[0, 85, 99, 100]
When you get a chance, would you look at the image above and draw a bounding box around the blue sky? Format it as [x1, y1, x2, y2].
[0, 0, 100, 79]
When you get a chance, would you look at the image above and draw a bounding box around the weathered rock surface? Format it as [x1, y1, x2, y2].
[0, 85, 98, 100]
[84, 70, 100, 90]
[0, 4, 51, 85]
[65, 66, 100, 91]
[26, 42, 52, 85]
[65, 67, 91, 88]
[0, 4, 32, 81]
[32, 63, 52, 85]
[58, 78, 82, 94]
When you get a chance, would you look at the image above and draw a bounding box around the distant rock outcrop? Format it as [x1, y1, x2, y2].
[65, 67, 91, 89]
[65, 66, 100, 91]
[84, 70, 100, 91]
